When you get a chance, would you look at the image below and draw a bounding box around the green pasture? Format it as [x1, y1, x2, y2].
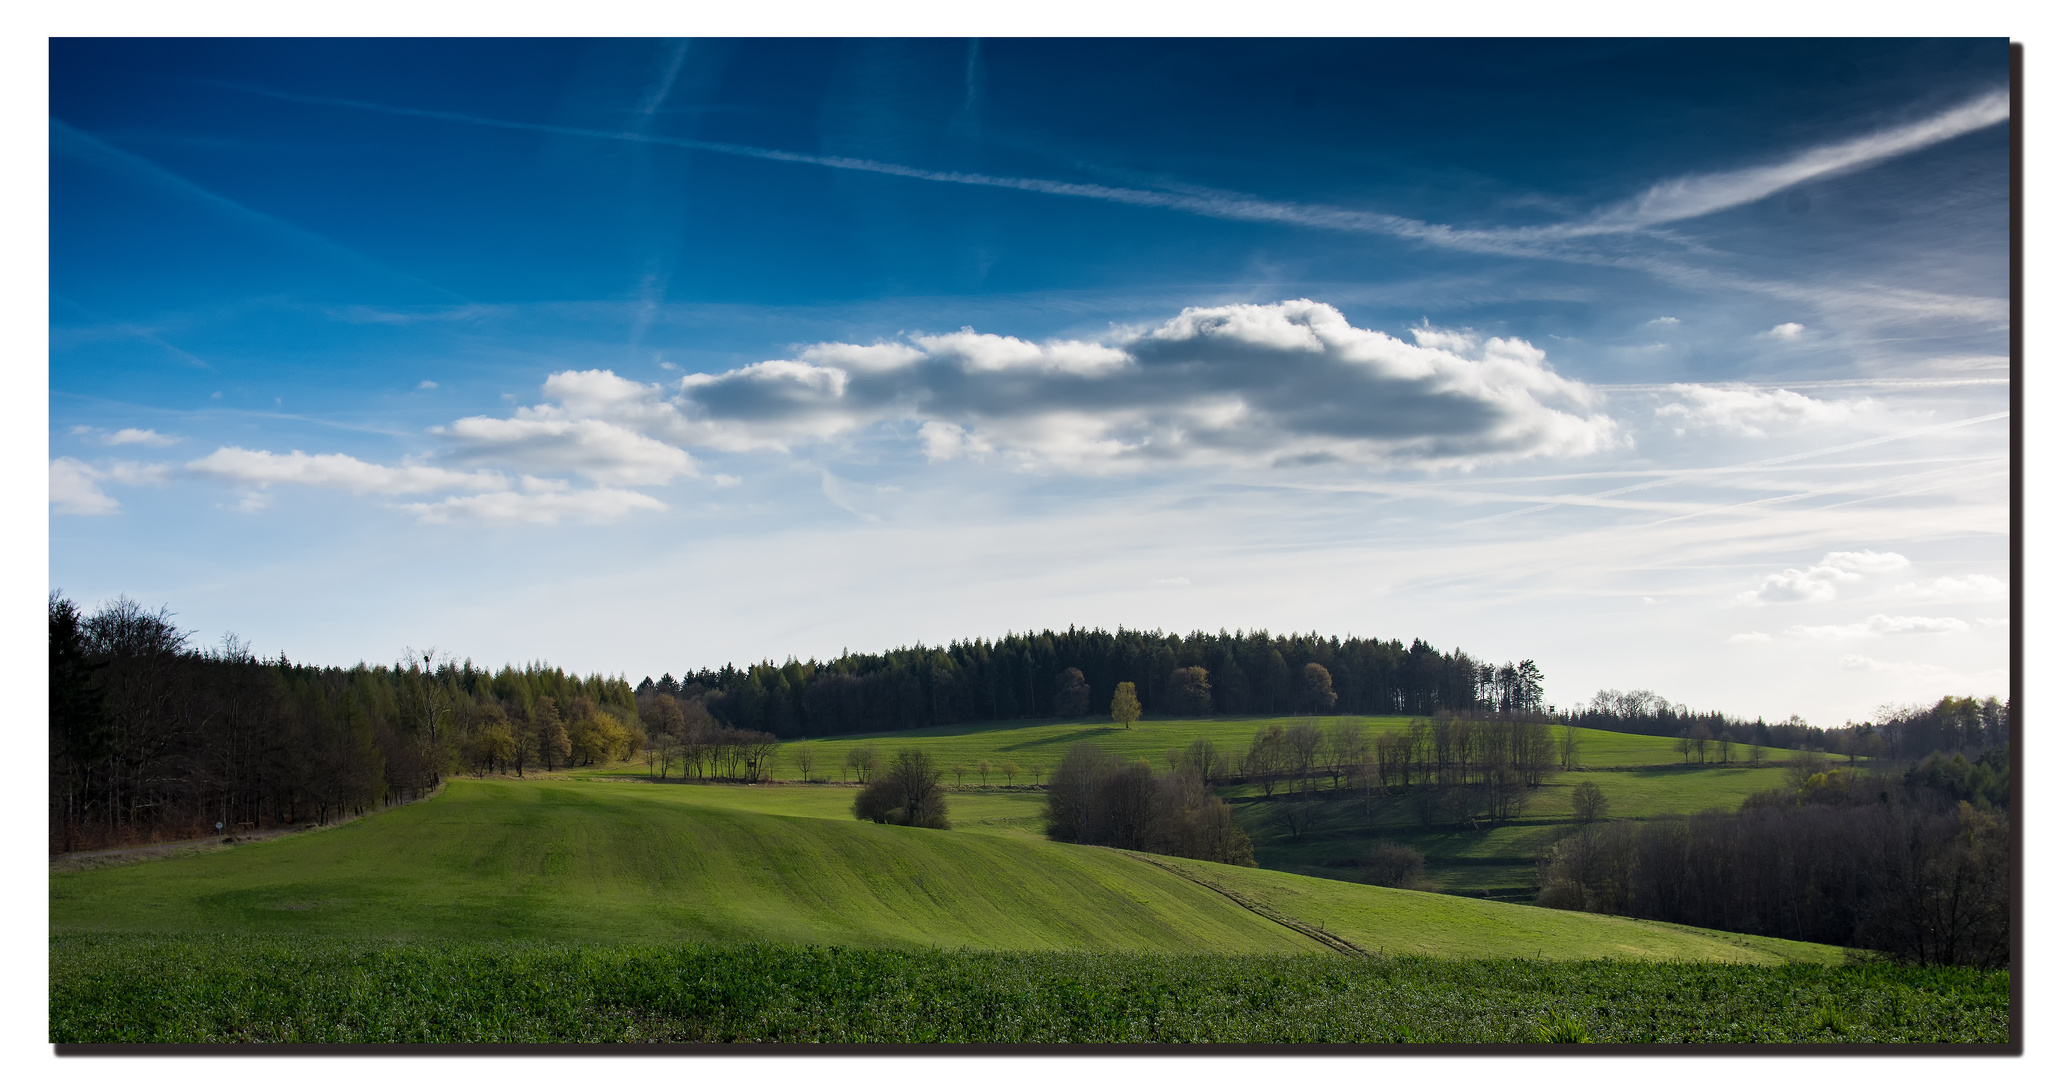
[580, 714, 1819, 901]
[51, 776, 1833, 964]
[598, 714, 1809, 785]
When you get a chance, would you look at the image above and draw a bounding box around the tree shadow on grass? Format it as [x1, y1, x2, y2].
[996, 727, 1117, 753]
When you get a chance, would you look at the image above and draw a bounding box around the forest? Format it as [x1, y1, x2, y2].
[645, 628, 1544, 737]
[49, 593, 642, 852]
[1536, 753, 2012, 967]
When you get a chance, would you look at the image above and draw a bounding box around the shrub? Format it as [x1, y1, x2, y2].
[1361, 842, 1428, 890]
[852, 749, 950, 829]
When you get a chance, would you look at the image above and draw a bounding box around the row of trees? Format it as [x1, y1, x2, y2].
[639, 628, 1540, 738]
[1228, 712, 1565, 834]
[49, 593, 645, 853]
[1538, 770, 2010, 967]
[1571, 689, 2010, 763]
[1044, 744, 1256, 866]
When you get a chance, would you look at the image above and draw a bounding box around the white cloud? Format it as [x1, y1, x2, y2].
[1978, 617, 2010, 629]
[1656, 384, 1862, 437]
[1787, 614, 1969, 640]
[1736, 550, 1908, 604]
[417, 380, 439, 390]
[653, 300, 1617, 472]
[49, 457, 175, 515]
[1643, 316, 1680, 327]
[50, 458, 120, 515]
[437, 415, 696, 486]
[1762, 322, 1807, 340]
[103, 427, 179, 447]
[404, 487, 665, 525]
[187, 447, 509, 495]
[1893, 573, 2005, 600]
[1725, 631, 1771, 643]
[1740, 566, 1851, 604]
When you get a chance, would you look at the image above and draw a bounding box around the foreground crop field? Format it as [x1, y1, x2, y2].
[51, 936, 2007, 1044]
[51, 777, 1839, 963]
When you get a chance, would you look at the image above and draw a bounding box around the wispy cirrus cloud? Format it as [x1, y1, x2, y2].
[209, 81, 2007, 255]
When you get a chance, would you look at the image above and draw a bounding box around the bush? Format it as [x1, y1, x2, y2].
[1044, 744, 1254, 866]
[1570, 780, 1608, 824]
[852, 749, 950, 829]
[1361, 842, 1428, 890]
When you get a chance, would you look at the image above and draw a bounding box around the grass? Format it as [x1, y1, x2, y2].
[1232, 765, 1802, 897]
[51, 776, 1837, 963]
[593, 714, 1820, 899]
[599, 714, 1814, 785]
[50, 935, 2007, 1044]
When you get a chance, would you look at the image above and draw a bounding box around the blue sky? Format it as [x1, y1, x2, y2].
[49, 38, 2012, 723]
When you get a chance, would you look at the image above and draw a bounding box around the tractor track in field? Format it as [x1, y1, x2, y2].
[1119, 850, 1368, 957]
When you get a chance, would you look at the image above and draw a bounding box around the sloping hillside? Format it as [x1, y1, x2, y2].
[51, 778, 1842, 963]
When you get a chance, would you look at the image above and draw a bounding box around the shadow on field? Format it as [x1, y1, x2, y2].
[996, 727, 1118, 752]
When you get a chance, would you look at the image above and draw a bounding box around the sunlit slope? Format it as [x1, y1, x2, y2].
[51, 778, 1839, 963]
[49, 779, 1314, 954]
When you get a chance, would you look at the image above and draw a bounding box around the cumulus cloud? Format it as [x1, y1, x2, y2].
[437, 415, 696, 486]
[1736, 549, 1908, 604]
[49, 458, 174, 515]
[403, 487, 665, 525]
[186, 447, 508, 495]
[1786, 614, 1969, 640]
[50, 458, 120, 515]
[597, 300, 1616, 472]
[1762, 322, 1807, 340]
[1656, 384, 1864, 437]
[103, 427, 179, 447]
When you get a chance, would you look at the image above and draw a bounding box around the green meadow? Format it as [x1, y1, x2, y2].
[594, 714, 1814, 898]
[52, 776, 1839, 963]
[661, 714, 1811, 784]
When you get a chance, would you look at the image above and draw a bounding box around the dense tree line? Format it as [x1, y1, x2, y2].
[640, 628, 1538, 738]
[49, 593, 642, 853]
[1538, 762, 2010, 967]
[1044, 744, 1256, 865]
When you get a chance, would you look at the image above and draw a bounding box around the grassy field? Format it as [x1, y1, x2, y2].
[590, 714, 1817, 898]
[51, 935, 2005, 1044]
[51, 776, 1840, 964]
[636, 714, 1812, 785]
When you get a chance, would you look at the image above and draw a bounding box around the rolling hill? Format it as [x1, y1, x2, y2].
[52, 776, 1844, 964]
